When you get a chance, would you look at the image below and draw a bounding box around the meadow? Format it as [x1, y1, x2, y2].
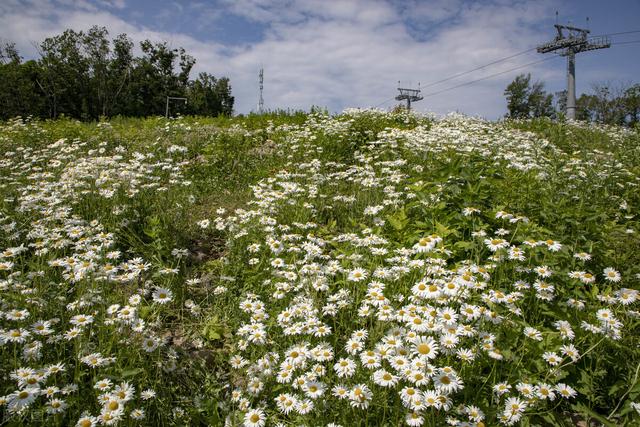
[0, 109, 639, 426]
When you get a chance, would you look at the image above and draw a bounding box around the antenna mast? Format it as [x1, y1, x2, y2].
[258, 67, 264, 114]
[395, 81, 423, 111]
[537, 16, 610, 120]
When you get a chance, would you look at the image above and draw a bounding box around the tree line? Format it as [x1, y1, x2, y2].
[504, 73, 640, 126]
[0, 26, 234, 120]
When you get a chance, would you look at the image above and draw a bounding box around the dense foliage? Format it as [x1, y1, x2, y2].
[505, 73, 640, 126]
[574, 83, 640, 126]
[504, 73, 555, 120]
[0, 27, 234, 120]
[0, 111, 639, 426]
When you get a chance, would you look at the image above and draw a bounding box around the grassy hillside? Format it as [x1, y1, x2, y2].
[0, 111, 639, 426]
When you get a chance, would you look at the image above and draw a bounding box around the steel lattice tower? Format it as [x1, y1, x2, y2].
[258, 68, 264, 114]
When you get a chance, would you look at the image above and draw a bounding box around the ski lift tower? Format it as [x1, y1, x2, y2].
[395, 82, 423, 111]
[537, 17, 610, 120]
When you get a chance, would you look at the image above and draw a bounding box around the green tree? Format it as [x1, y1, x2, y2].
[623, 84, 640, 126]
[214, 77, 234, 116]
[504, 74, 531, 119]
[504, 74, 555, 119]
[528, 80, 555, 118]
[554, 90, 567, 117]
[0, 28, 233, 120]
[82, 26, 111, 118]
[575, 83, 636, 126]
[576, 93, 597, 122]
[186, 74, 234, 117]
[105, 33, 134, 117]
[0, 41, 20, 64]
[125, 40, 195, 116]
[37, 29, 90, 118]
[0, 44, 48, 119]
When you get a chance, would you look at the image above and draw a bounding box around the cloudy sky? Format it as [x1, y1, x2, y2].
[1, 0, 639, 118]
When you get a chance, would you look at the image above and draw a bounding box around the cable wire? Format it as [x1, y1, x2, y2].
[421, 55, 560, 98]
[420, 47, 537, 89]
[416, 28, 640, 91]
[419, 29, 640, 91]
[417, 38, 638, 100]
[369, 29, 640, 108]
[372, 96, 397, 109]
[611, 39, 640, 46]
[594, 30, 640, 37]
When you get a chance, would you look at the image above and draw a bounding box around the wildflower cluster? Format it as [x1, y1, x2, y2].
[1, 111, 639, 426]
[220, 110, 640, 426]
[0, 121, 201, 425]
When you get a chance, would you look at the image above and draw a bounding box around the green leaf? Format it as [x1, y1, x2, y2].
[201, 316, 223, 341]
[120, 368, 144, 378]
[204, 329, 221, 340]
[138, 305, 151, 319]
[608, 380, 626, 397]
[387, 208, 408, 231]
[572, 403, 617, 427]
[536, 412, 565, 426]
[453, 241, 474, 250]
[143, 215, 161, 239]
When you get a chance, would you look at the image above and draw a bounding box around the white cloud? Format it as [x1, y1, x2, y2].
[400, 0, 464, 24]
[100, 0, 126, 8]
[0, 0, 571, 118]
[217, 0, 560, 117]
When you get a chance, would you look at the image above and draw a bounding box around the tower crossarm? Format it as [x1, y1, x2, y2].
[396, 88, 423, 101]
[536, 36, 587, 53]
[577, 36, 611, 52]
[395, 86, 423, 111]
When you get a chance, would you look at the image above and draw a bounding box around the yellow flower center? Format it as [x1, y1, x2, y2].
[417, 344, 431, 355]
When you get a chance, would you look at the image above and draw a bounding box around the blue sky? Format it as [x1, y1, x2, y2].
[1, 0, 639, 117]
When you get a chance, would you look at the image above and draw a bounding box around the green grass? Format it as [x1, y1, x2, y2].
[0, 111, 639, 426]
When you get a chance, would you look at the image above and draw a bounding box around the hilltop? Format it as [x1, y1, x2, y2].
[0, 110, 639, 426]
